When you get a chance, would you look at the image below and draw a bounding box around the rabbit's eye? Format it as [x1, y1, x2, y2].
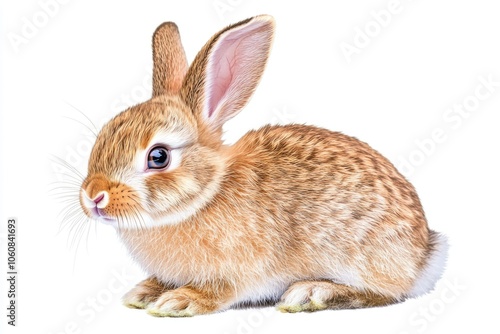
[147, 146, 170, 170]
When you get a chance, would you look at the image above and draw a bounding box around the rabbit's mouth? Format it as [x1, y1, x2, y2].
[81, 189, 116, 223]
[80, 175, 146, 228]
[90, 207, 117, 225]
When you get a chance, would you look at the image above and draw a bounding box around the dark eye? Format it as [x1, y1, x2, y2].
[147, 146, 170, 170]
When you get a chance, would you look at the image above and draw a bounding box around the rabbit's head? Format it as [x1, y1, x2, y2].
[80, 16, 275, 228]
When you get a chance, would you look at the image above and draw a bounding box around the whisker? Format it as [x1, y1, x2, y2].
[48, 108, 99, 268]
[68, 218, 90, 272]
[55, 196, 81, 205]
[50, 155, 86, 181]
[61, 115, 98, 138]
[48, 181, 83, 190]
[68, 219, 84, 249]
[50, 190, 81, 199]
[65, 214, 87, 244]
[125, 196, 147, 231]
[85, 219, 94, 254]
[59, 212, 85, 235]
[128, 203, 143, 231]
[48, 184, 81, 198]
[123, 208, 136, 231]
[64, 101, 99, 137]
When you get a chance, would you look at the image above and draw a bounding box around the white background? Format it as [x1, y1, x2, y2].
[1, 0, 499, 333]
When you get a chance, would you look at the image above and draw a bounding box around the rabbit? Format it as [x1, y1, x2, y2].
[79, 15, 448, 317]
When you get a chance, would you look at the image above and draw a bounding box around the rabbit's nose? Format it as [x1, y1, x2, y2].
[82, 174, 112, 209]
[93, 193, 105, 204]
[82, 190, 109, 209]
[92, 192, 109, 208]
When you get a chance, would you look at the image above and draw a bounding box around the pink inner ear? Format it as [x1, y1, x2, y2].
[205, 20, 269, 120]
[206, 36, 241, 118]
[207, 39, 238, 118]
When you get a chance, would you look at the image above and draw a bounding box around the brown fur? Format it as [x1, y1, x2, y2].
[152, 22, 187, 96]
[123, 277, 173, 309]
[79, 15, 447, 317]
[278, 280, 396, 312]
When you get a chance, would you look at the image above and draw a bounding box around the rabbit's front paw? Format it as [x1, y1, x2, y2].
[123, 277, 173, 310]
[146, 285, 229, 317]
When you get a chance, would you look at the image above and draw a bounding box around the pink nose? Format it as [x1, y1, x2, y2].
[93, 193, 105, 204]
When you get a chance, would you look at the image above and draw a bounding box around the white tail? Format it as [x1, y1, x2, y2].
[407, 231, 449, 297]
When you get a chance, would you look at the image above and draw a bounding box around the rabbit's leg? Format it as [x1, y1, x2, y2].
[277, 280, 396, 312]
[123, 276, 174, 309]
[146, 282, 233, 317]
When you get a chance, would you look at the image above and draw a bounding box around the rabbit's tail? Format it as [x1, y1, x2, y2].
[407, 230, 449, 298]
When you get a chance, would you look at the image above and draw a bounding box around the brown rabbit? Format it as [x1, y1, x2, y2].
[79, 15, 448, 317]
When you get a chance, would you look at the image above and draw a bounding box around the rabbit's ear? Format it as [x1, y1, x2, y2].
[181, 15, 275, 131]
[152, 22, 188, 96]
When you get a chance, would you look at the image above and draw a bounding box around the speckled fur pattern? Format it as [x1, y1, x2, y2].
[80, 15, 448, 317]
